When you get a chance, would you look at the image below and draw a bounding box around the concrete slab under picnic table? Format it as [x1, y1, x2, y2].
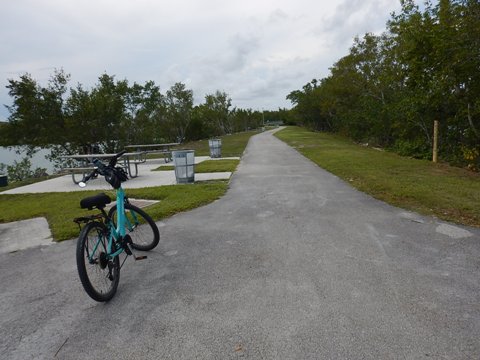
[0, 156, 237, 195]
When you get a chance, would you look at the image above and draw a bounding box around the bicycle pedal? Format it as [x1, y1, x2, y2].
[121, 235, 133, 255]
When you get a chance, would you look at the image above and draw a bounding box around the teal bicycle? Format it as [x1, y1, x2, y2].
[74, 150, 159, 302]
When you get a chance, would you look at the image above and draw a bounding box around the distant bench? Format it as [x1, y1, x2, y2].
[126, 143, 180, 163]
[60, 151, 146, 184]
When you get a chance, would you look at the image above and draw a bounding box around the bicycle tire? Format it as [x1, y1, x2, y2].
[76, 221, 120, 302]
[108, 203, 160, 251]
[71, 172, 87, 185]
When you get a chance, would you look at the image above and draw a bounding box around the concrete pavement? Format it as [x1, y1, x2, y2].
[0, 218, 53, 254]
[0, 130, 479, 359]
[0, 156, 237, 194]
[0, 156, 235, 253]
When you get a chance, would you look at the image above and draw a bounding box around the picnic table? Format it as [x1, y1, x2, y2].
[125, 143, 180, 163]
[60, 151, 146, 184]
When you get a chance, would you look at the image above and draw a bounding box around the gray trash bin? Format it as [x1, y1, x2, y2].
[208, 139, 222, 158]
[172, 150, 195, 184]
[0, 174, 7, 187]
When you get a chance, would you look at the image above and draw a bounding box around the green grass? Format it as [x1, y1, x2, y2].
[154, 165, 175, 171]
[173, 130, 259, 156]
[275, 126, 480, 227]
[0, 182, 228, 241]
[195, 159, 239, 173]
[153, 159, 240, 173]
[0, 131, 257, 242]
[131, 131, 258, 160]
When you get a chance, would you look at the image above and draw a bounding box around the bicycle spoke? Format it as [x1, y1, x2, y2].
[108, 204, 159, 252]
[77, 222, 120, 302]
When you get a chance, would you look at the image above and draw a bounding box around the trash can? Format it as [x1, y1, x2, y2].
[0, 174, 7, 187]
[172, 150, 195, 184]
[208, 139, 222, 158]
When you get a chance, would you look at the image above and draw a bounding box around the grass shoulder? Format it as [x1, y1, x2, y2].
[0, 130, 255, 242]
[153, 159, 239, 173]
[146, 130, 258, 159]
[275, 126, 480, 227]
[173, 130, 259, 157]
[0, 181, 229, 241]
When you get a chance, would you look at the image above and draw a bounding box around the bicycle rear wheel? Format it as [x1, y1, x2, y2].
[76, 222, 120, 302]
[108, 203, 160, 251]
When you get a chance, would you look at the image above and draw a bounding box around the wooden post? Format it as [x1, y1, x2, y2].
[433, 120, 439, 163]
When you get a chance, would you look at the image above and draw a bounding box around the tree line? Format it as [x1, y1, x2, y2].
[0, 70, 265, 167]
[287, 0, 480, 169]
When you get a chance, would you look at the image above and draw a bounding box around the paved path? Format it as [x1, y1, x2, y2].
[1, 130, 479, 359]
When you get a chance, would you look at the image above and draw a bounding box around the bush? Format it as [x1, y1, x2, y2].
[392, 139, 431, 159]
[462, 146, 480, 172]
[0, 157, 48, 182]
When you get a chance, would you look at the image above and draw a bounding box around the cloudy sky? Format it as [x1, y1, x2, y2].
[0, 0, 402, 121]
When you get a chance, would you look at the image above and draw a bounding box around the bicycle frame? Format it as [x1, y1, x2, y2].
[86, 186, 128, 262]
[106, 186, 127, 259]
[76, 151, 157, 302]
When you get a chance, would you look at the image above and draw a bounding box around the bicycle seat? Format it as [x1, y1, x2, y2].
[80, 193, 112, 210]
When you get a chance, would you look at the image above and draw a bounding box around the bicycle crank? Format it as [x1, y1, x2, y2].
[120, 235, 147, 261]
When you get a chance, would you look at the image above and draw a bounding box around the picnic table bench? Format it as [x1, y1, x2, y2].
[60, 151, 146, 184]
[125, 143, 180, 163]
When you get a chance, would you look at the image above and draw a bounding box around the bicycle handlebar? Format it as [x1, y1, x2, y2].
[78, 150, 126, 187]
[108, 150, 126, 167]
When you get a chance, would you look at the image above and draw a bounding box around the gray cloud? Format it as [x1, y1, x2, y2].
[314, 0, 397, 46]
[225, 34, 260, 71]
[0, 0, 400, 120]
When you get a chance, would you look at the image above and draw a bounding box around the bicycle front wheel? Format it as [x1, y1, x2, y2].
[108, 203, 160, 251]
[76, 222, 120, 302]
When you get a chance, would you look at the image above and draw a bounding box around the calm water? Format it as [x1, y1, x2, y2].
[0, 147, 54, 173]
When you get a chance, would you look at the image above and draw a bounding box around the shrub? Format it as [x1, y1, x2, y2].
[0, 157, 48, 182]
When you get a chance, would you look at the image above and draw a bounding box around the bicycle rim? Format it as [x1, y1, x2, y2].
[108, 203, 160, 251]
[76, 222, 120, 302]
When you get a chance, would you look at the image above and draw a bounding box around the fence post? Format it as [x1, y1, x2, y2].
[433, 120, 439, 163]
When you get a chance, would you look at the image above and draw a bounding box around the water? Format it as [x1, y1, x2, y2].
[0, 147, 54, 174]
